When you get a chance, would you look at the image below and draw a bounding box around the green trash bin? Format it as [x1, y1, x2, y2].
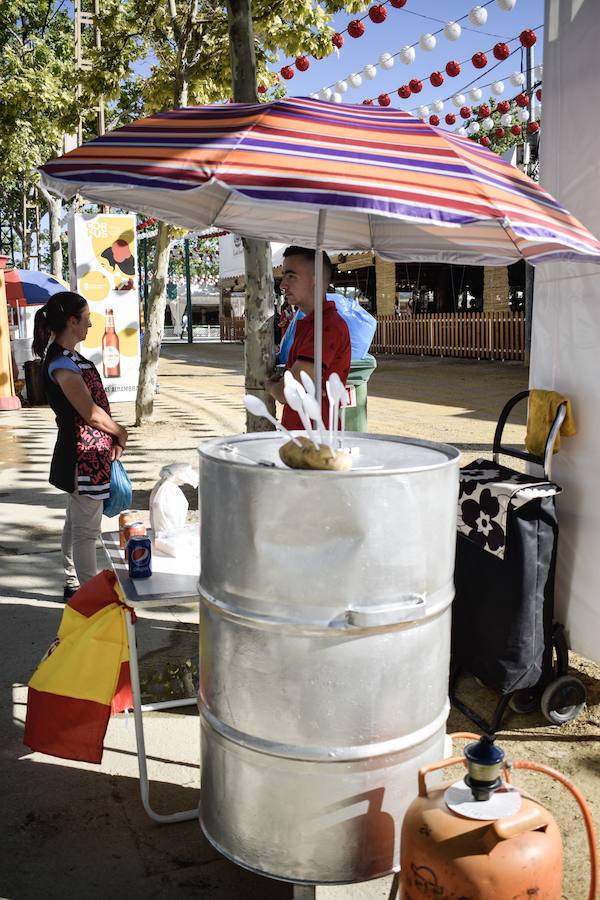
[344, 353, 377, 432]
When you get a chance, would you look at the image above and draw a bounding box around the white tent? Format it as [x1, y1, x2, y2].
[530, 0, 600, 663]
[219, 234, 286, 281]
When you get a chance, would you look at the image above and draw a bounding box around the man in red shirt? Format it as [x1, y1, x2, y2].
[266, 246, 351, 432]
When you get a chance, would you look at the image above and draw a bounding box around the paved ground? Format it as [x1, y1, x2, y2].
[0, 342, 598, 899]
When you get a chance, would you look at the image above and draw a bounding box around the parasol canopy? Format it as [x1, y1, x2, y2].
[40, 97, 600, 267]
[5, 268, 69, 308]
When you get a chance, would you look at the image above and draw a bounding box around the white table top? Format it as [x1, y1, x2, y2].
[101, 530, 200, 608]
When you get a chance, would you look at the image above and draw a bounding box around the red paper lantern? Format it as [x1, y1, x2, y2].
[378, 93, 391, 106]
[495, 127, 505, 139]
[496, 100, 511, 114]
[280, 66, 294, 80]
[295, 55, 310, 72]
[429, 114, 440, 126]
[368, 4, 387, 24]
[398, 85, 411, 99]
[363, 98, 374, 105]
[257, 84, 267, 94]
[472, 52, 487, 69]
[332, 32, 344, 49]
[520, 29, 537, 48]
[527, 121, 540, 134]
[409, 78, 423, 94]
[430, 71, 444, 87]
[516, 93, 529, 108]
[348, 19, 365, 38]
[478, 103, 491, 118]
[390, 0, 407, 6]
[511, 124, 522, 136]
[446, 60, 461, 77]
[481, 135, 491, 147]
[536, 88, 543, 102]
[445, 113, 456, 125]
[493, 42, 510, 61]
[460, 106, 472, 119]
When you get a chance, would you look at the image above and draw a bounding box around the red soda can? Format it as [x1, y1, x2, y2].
[123, 521, 145, 559]
[119, 511, 138, 548]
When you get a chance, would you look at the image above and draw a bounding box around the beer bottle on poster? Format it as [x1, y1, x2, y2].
[102, 308, 121, 378]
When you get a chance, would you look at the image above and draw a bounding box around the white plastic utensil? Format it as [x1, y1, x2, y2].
[244, 395, 302, 446]
[328, 373, 347, 447]
[303, 393, 328, 447]
[283, 381, 317, 443]
[325, 379, 336, 449]
[299, 370, 316, 399]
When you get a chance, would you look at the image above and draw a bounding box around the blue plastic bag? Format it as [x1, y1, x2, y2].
[103, 459, 133, 518]
[277, 293, 376, 365]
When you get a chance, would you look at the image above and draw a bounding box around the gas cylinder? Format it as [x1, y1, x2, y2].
[399, 736, 563, 899]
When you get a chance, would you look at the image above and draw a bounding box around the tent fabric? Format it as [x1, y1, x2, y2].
[529, 0, 600, 663]
[40, 98, 600, 267]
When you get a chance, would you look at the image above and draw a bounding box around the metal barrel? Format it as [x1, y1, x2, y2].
[198, 433, 460, 884]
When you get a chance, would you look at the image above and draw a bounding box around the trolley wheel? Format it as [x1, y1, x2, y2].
[508, 689, 539, 715]
[552, 623, 570, 677]
[540, 676, 586, 725]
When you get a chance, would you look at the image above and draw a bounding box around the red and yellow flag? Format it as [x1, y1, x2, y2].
[24, 570, 134, 764]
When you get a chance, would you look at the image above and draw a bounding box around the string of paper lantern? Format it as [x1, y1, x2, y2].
[357, 27, 539, 107]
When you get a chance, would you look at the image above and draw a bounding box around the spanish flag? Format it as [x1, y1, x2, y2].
[24, 570, 134, 764]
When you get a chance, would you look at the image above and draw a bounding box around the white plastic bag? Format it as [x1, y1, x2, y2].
[153, 523, 200, 558]
[149, 463, 199, 534]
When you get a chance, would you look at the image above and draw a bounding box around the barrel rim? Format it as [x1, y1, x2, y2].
[198, 432, 460, 476]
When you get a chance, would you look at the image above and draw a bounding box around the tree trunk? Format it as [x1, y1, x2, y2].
[135, 221, 172, 425]
[227, 0, 276, 432]
[40, 186, 63, 278]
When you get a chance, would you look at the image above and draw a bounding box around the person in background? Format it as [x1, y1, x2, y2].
[265, 246, 350, 431]
[32, 292, 128, 599]
[278, 297, 295, 337]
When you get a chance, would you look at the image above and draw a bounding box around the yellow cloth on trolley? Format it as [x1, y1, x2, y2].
[525, 389, 577, 457]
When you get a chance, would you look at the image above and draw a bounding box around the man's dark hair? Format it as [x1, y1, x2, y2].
[283, 245, 333, 287]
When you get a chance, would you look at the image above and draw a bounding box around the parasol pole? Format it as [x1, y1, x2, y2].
[314, 208, 327, 407]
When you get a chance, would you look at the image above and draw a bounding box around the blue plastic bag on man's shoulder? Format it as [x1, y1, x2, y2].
[103, 459, 133, 518]
[277, 293, 376, 365]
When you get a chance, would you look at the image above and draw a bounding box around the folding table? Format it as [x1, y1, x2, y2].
[101, 531, 200, 823]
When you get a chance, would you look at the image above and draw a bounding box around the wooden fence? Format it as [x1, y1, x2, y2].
[221, 311, 525, 361]
[220, 316, 245, 342]
[372, 311, 525, 361]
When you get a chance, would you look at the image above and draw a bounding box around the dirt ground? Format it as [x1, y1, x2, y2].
[3, 340, 598, 898]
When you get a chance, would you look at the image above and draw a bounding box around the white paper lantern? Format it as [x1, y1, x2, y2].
[400, 45, 416, 65]
[469, 87, 483, 103]
[482, 116, 494, 130]
[432, 99, 445, 113]
[468, 121, 480, 135]
[363, 64, 377, 80]
[491, 80, 505, 96]
[417, 105, 430, 119]
[443, 21, 462, 41]
[452, 93, 466, 108]
[379, 52, 394, 70]
[510, 71, 526, 87]
[419, 33, 437, 52]
[332, 92, 342, 104]
[457, 126, 468, 136]
[468, 6, 488, 26]
[335, 80, 348, 94]
[310, 93, 319, 99]
[319, 87, 332, 101]
[496, 0, 517, 10]
[517, 108, 530, 122]
[500, 112, 512, 126]
[349, 73, 362, 88]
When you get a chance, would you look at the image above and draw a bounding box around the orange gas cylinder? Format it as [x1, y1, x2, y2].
[399, 738, 563, 900]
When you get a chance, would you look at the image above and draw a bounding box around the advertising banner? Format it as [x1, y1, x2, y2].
[70, 213, 141, 403]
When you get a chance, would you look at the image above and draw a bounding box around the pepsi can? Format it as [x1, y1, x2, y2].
[127, 535, 152, 579]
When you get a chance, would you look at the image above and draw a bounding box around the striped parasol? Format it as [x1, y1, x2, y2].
[40, 97, 600, 267]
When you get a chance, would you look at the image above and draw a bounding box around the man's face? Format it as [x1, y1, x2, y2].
[280, 254, 315, 314]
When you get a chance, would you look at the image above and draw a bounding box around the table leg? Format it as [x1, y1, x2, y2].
[126, 609, 199, 823]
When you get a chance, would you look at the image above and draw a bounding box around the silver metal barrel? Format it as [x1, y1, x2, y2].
[198, 433, 459, 884]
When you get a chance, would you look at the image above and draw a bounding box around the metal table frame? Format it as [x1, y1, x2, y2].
[101, 531, 200, 824]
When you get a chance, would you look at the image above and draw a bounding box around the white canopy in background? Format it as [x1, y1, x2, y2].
[530, 0, 600, 663]
[219, 234, 286, 281]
